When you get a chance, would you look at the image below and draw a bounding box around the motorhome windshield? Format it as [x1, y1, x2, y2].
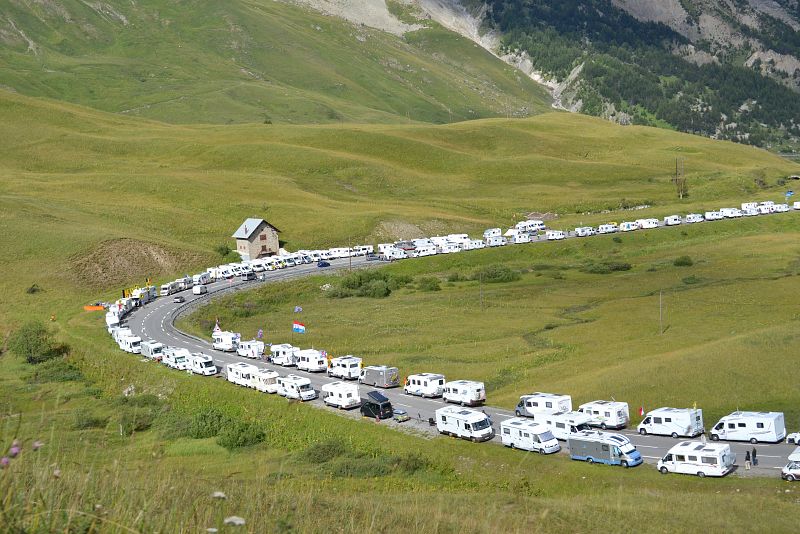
[575, 423, 591, 432]
[201, 361, 214, 368]
[619, 443, 635, 454]
[176, 356, 186, 363]
[539, 431, 555, 442]
[299, 384, 312, 391]
[472, 418, 491, 431]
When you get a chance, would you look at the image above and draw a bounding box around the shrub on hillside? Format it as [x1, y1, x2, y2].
[327, 271, 411, 299]
[446, 272, 463, 282]
[582, 261, 632, 274]
[673, 255, 694, 267]
[26, 359, 84, 383]
[7, 320, 63, 364]
[301, 438, 348, 464]
[217, 421, 266, 450]
[73, 409, 109, 430]
[115, 394, 168, 437]
[471, 265, 520, 283]
[417, 277, 441, 291]
[189, 407, 231, 439]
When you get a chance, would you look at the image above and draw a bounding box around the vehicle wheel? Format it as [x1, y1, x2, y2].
[791, 475, 799, 482]
[697, 471, 706, 478]
[471, 436, 477, 443]
[538, 448, 546, 454]
[600, 423, 607, 430]
[461, 401, 466, 407]
[750, 438, 758, 444]
[639, 428, 647, 436]
[587, 457, 594, 464]
[509, 443, 515, 450]
[660, 467, 669, 475]
[621, 461, 628, 468]
[710, 434, 719, 441]
[671, 432, 679, 439]
[515, 410, 522, 417]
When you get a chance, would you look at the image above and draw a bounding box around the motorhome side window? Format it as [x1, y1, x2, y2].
[653, 417, 662, 424]
[441, 416, 446, 422]
[503, 428, 510, 435]
[546, 402, 553, 408]
[702, 457, 717, 465]
[664, 418, 672, 423]
[688, 456, 697, 462]
[738, 423, 746, 428]
[676, 455, 686, 462]
[601, 445, 609, 452]
[756, 423, 764, 429]
[556, 423, 565, 429]
[728, 423, 736, 429]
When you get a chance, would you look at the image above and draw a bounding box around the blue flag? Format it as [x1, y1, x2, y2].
[294, 306, 303, 313]
[257, 329, 263, 339]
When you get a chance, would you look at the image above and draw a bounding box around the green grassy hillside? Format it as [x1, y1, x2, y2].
[1, 91, 799, 531]
[0, 0, 550, 124]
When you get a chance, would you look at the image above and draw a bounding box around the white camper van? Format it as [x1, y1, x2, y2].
[794, 201, 800, 211]
[141, 340, 164, 361]
[663, 215, 682, 226]
[442, 380, 486, 406]
[359, 365, 400, 388]
[162, 348, 190, 370]
[189, 353, 217, 376]
[226, 362, 258, 388]
[512, 233, 531, 244]
[159, 282, 178, 296]
[270, 344, 300, 366]
[685, 213, 704, 223]
[119, 335, 142, 354]
[296, 349, 328, 372]
[741, 202, 758, 211]
[704, 211, 723, 221]
[720, 208, 742, 218]
[212, 331, 239, 352]
[485, 236, 507, 247]
[781, 447, 800, 481]
[404, 373, 445, 398]
[534, 411, 593, 441]
[577, 400, 630, 430]
[328, 356, 362, 380]
[568, 431, 643, 467]
[483, 228, 502, 239]
[657, 441, 735, 478]
[236, 340, 265, 359]
[515, 392, 572, 417]
[435, 406, 494, 442]
[597, 224, 618, 234]
[574, 226, 596, 237]
[500, 417, 560, 454]
[192, 272, 211, 285]
[321, 382, 361, 409]
[277, 374, 317, 401]
[253, 369, 280, 393]
[636, 218, 659, 229]
[710, 411, 786, 443]
[545, 230, 566, 240]
[637, 407, 704, 438]
[620, 221, 639, 232]
[192, 284, 208, 295]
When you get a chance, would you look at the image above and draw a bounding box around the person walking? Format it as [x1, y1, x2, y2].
[744, 450, 751, 470]
[752, 447, 757, 467]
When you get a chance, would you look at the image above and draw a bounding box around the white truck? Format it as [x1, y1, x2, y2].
[253, 369, 280, 393]
[515, 392, 572, 417]
[226, 362, 258, 388]
[296, 349, 328, 372]
[442, 380, 486, 407]
[500, 417, 560, 454]
[637, 407, 704, 438]
[577, 400, 629, 430]
[212, 331, 239, 352]
[657, 441, 735, 478]
[189, 353, 217, 376]
[435, 406, 494, 442]
[270, 344, 300, 366]
[140, 340, 164, 361]
[277, 374, 317, 401]
[321, 382, 361, 409]
[162, 348, 190, 370]
[404, 373, 445, 398]
[710, 411, 786, 443]
[359, 365, 400, 388]
[533, 411, 593, 441]
[328, 355, 362, 380]
[236, 340, 265, 359]
[782, 447, 800, 482]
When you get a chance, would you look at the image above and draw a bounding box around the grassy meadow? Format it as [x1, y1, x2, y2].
[0, 90, 799, 531]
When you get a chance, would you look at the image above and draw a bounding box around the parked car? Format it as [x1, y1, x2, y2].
[785, 431, 799, 445]
[365, 253, 381, 261]
[317, 260, 331, 268]
[172, 296, 185, 303]
[393, 408, 411, 423]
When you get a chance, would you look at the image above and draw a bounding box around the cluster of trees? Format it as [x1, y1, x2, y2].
[486, 0, 800, 147]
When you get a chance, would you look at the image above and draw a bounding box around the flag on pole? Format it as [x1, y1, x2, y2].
[639, 406, 644, 417]
[292, 321, 306, 334]
[294, 306, 303, 313]
[213, 319, 221, 333]
[257, 329, 263, 339]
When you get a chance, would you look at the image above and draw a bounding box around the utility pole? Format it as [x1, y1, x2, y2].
[480, 272, 483, 312]
[659, 290, 663, 335]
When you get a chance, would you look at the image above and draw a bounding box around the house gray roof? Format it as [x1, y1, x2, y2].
[232, 218, 281, 240]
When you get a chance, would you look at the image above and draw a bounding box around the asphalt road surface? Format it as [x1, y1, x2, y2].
[122, 255, 797, 479]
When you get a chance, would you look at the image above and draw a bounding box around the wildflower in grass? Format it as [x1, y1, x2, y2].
[53, 468, 61, 479]
[0, 457, 9, 468]
[224, 516, 246, 526]
[32, 441, 44, 451]
[9, 445, 21, 458]
[211, 491, 227, 499]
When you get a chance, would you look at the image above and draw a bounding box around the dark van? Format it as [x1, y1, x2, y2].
[360, 391, 393, 420]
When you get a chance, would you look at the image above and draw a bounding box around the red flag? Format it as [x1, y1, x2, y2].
[639, 406, 644, 417]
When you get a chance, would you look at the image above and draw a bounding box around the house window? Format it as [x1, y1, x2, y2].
[260, 234, 267, 241]
[261, 245, 267, 252]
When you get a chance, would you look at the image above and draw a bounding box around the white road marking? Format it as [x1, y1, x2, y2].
[641, 455, 661, 460]
[636, 445, 662, 449]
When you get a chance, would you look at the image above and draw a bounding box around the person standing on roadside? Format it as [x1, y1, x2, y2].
[752, 447, 757, 467]
[744, 450, 751, 470]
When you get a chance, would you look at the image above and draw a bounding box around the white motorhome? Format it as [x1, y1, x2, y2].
[545, 230, 566, 240]
[270, 344, 300, 366]
[328, 355, 362, 380]
[439, 243, 462, 254]
[162, 348, 190, 370]
[500, 417, 560, 454]
[663, 215, 682, 226]
[141, 340, 164, 361]
[105, 311, 122, 332]
[704, 211, 723, 221]
[442, 380, 486, 407]
[464, 239, 485, 251]
[720, 208, 742, 218]
[741, 202, 758, 211]
[657, 441, 735, 477]
[192, 284, 208, 295]
[515, 220, 546, 233]
[159, 282, 178, 296]
[415, 244, 437, 257]
[637, 407, 704, 438]
[112, 327, 133, 344]
[383, 248, 408, 261]
[597, 224, 618, 234]
[226, 362, 258, 388]
[793, 201, 800, 211]
[636, 218, 659, 229]
[619, 221, 639, 232]
[782, 447, 800, 481]
[685, 213, 704, 223]
[512, 233, 531, 244]
[533, 411, 592, 441]
[404, 373, 445, 398]
[189, 353, 217, 376]
[277, 374, 317, 401]
[485, 236, 507, 247]
[483, 228, 502, 239]
[212, 331, 239, 352]
[321, 382, 361, 409]
[577, 400, 630, 430]
[118, 335, 142, 354]
[774, 203, 790, 212]
[742, 207, 759, 216]
[756, 204, 772, 215]
[435, 406, 494, 442]
[359, 365, 400, 388]
[574, 226, 596, 237]
[237, 340, 265, 359]
[710, 411, 786, 443]
[568, 431, 643, 467]
[296, 349, 328, 372]
[515, 392, 572, 417]
[253, 369, 280, 393]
